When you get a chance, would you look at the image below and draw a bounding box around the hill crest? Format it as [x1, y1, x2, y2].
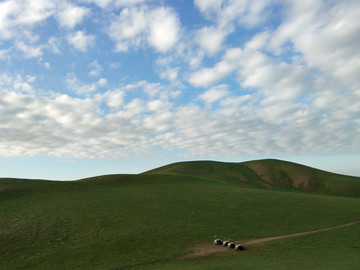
[1, 159, 360, 198]
[142, 159, 360, 197]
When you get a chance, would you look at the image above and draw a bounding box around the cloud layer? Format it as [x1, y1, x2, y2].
[0, 0, 359, 162]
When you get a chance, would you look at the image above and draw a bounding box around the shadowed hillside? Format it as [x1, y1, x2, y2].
[243, 159, 360, 196]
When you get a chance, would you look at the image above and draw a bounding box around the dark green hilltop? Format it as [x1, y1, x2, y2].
[1, 159, 360, 269]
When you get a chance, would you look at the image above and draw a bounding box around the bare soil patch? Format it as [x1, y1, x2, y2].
[183, 244, 231, 258]
[184, 221, 360, 258]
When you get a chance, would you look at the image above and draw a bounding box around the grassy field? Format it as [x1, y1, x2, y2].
[1, 159, 360, 269]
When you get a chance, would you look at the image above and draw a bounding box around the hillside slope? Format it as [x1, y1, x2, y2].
[142, 160, 267, 188]
[143, 159, 360, 197]
[244, 159, 360, 197]
[1, 159, 360, 269]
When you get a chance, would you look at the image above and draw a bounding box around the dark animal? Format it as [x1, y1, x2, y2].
[223, 240, 230, 247]
[235, 244, 245, 251]
[214, 239, 223, 245]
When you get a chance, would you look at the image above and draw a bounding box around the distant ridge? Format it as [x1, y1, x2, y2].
[142, 159, 360, 197]
[1, 159, 360, 198]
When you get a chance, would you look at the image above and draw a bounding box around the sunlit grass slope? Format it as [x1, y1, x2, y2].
[1, 159, 360, 269]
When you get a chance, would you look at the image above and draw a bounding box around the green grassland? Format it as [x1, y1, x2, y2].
[1, 159, 360, 269]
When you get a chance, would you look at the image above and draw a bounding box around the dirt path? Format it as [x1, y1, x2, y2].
[184, 220, 360, 258]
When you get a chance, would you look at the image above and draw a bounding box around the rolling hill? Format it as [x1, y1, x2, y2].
[1, 159, 360, 269]
[143, 159, 360, 197]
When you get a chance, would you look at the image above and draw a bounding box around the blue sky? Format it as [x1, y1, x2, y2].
[0, 0, 359, 180]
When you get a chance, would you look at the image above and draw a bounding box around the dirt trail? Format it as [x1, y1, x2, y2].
[243, 220, 360, 245]
[184, 220, 360, 258]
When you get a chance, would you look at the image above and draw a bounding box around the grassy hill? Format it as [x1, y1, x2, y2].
[144, 159, 360, 197]
[1, 159, 360, 269]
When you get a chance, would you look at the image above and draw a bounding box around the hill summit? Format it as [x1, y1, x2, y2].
[142, 159, 360, 197]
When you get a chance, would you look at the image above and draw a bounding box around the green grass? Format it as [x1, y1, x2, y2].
[243, 159, 360, 196]
[1, 159, 360, 269]
[143, 223, 360, 270]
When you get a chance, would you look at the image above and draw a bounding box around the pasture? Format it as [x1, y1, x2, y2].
[1, 159, 359, 269]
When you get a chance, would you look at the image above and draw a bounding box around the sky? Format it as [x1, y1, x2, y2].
[0, 0, 359, 180]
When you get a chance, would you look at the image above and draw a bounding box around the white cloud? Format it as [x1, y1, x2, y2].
[38, 58, 51, 69]
[244, 31, 270, 52]
[249, 0, 360, 118]
[194, 0, 223, 18]
[184, 1, 360, 158]
[159, 67, 178, 81]
[266, 0, 360, 90]
[88, 61, 103, 76]
[0, 1, 359, 163]
[65, 73, 97, 94]
[142, 82, 162, 97]
[107, 5, 179, 52]
[44, 62, 50, 69]
[197, 84, 229, 105]
[0, 80, 152, 158]
[47, 37, 61, 54]
[238, 0, 270, 28]
[189, 48, 242, 87]
[0, 71, 359, 160]
[0, 73, 36, 94]
[110, 62, 121, 69]
[147, 99, 167, 112]
[143, 110, 173, 133]
[291, 1, 360, 89]
[57, 3, 89, 29]
[196, 26, 228, 55]
[15, 41, 44, 58]
[82, 0, 148, 9]
[155, 55, 181, 81]
[101, 89, 125, 109]
[108, 6, 147, 52]
[189, 0, 273, 70]
[189, 68, 219, 88]
[97, 78, 107, 87]
[147, 7, 180, 53]
[194, 0, 269, 28]
[237, 52, 309, 105]
[219, 94, 251, 110]
[0, 0, 54, 41]
[67, 31, 94, 52]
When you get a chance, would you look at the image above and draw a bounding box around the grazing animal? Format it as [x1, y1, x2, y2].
[235, 244, 245, 251]
[223, 240, 230, 247]
[214, 239, 223, 245]
[228, 242, 236, 249]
